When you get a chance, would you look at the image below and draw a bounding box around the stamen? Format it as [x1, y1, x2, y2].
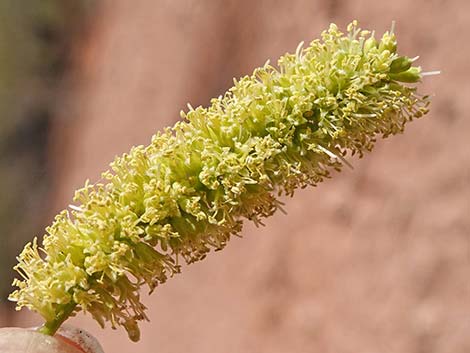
[353, 113, 377, 118]
[69, 204, 84, 212]
[421, 70, 441, 77]
[295, 41, 304, 59]
[317, 145, 354, 170]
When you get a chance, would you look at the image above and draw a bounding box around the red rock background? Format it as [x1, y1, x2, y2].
[11, 1, 470, 352]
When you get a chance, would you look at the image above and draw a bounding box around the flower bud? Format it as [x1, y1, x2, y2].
[379, 32, 397, 53]
[389, 66, 421, 83]
[389, 56, 412, 73]
[363, 36, 378, 53]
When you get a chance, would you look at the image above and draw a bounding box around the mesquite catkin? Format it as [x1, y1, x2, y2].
[10, 21, 430, 341]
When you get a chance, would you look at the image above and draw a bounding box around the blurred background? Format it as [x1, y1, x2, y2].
[0, 1, 469, 352]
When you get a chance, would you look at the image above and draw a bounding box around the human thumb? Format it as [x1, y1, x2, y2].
[0, 326, 104, 353]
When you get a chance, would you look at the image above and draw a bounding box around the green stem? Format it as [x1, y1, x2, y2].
[37, 302, 77, 336]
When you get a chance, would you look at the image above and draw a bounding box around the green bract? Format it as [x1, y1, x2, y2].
[10, 21, 429, 341]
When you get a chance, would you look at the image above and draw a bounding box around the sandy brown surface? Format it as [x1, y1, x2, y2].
[13, 1, 470, 352]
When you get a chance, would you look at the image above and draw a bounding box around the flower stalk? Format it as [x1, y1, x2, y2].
[9, 21, 431, 342]
[37, 302, 77, 337]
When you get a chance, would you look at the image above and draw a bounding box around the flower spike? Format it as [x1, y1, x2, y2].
[10, 21, 431, 342]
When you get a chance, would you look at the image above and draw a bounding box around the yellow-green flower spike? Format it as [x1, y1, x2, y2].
[9, 21, 431, 342]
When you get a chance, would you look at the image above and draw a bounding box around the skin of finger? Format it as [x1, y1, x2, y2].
[0, 328, 83, 353]
[57, 325, 104, 353]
